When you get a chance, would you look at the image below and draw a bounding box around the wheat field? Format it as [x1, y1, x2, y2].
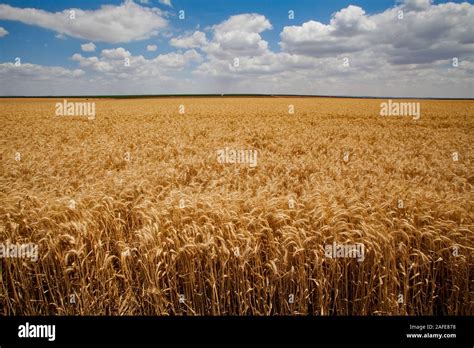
[0, 97, 472, 315]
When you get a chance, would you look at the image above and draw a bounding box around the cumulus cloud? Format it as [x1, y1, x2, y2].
[401, 0, 433, 12]
[0, 1, 167, 43]
[213, 13, 271, 34]
[170, 31, 207, 48]
[101, 47, 131, 60]
[203, 14, 273, 59]
[71, 47, 201, 76]
[193, 13, 328, 86]
[279, 5, 379, 56]
[192, 3, 473, 97]
[0, 61, 185, 95]
[330, 6, 376, 36]
[0, 62, 84, 80]
[280, 20, 364, 56]
[159, 0, 173, 7]
[280, 1, 474, 65]
[0, 27, 8, 37]
[81, 42, 96, 52]
[1, 1, 473, 98]
[147, 44, 157, 51]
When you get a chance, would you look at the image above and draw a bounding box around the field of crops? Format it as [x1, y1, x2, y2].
[0, 97, 472, 315]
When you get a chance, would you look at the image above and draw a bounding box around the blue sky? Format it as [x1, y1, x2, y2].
[0, 0, 397, 66]
[0, 0, 473, 96]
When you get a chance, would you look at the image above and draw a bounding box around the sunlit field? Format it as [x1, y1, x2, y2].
[0, 97, 472, 315]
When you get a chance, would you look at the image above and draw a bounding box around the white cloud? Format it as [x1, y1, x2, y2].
[0, 1, 168, 43]
[159, 0, 172, 7]
[0, 27, 8, 37]
[147, 44, 158, 51]
[279, 6, 379, 56]
[204, 14, 273, 59]
[153, 49, 201, 68]
[192, 4, 474, 98]
[71, 47, 201, 76]
[401, 0, 433, 12]
[329, 5, 376, 35]
[280, 20, 362, 56]
[280, 2, 474, 65]
[71, 48, 133, 74]
[1, 1, 473, 98]
[170, 31, 207, 48]
[0, 61, 183, 95]
[0, 62, 84, 80]
[72, 54, 114, 73]
[101, 47, 131, 59]
[81, 42, 96, 52]
[213, 13, 272, 34]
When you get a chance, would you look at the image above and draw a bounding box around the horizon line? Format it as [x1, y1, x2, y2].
[0, 93, 473, 101]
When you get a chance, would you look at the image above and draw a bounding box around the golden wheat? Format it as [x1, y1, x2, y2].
[0, 97, 472, 315]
